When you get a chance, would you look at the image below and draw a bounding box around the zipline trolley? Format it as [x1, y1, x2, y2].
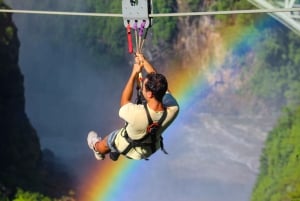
[122, 0, 153, 54]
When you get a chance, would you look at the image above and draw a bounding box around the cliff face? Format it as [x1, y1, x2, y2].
[0, 1, 42, 191]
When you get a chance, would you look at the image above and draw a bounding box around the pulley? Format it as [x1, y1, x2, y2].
[122, 0, 152, 29]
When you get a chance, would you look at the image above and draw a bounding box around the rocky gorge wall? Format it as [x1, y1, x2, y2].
[0, 2, 73, 198]
[0, 1, 42, 188]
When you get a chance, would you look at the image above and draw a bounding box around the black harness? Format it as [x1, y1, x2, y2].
[120, 103, 168, 159]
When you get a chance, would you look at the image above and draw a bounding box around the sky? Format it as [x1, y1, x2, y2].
[4, 1, 287, 201]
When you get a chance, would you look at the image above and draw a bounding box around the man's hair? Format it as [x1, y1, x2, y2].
[145, 72, 168, 102]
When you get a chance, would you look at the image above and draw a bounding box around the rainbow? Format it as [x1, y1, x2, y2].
[78, 13, 280, 201]
[79, 158, 137, 201]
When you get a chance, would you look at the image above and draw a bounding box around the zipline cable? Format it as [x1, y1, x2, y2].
[150, 7, 300, 17]
[0, 8, 300, 17]
[0, 9, 123, 17]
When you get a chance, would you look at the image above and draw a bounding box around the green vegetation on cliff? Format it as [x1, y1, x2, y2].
[206, 5, 300, 200]
[251, 106, 300, 201]
[250, 29, 300, 109]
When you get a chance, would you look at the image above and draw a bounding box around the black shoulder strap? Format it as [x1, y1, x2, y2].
[143, 103, 167, 126]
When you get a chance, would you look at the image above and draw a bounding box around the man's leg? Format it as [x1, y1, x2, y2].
[94, 135, 110, 154]
[87, 131, 109, 160]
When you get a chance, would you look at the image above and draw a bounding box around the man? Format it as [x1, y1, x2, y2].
[87, 53, 179, 160]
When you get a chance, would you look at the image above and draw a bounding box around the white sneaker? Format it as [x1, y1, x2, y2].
[87, 131, 105, 160]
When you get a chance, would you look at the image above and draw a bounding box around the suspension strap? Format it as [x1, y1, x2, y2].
[126, 22, 133, 53]
[138, 20, 146, 52]
[134, 21, 139, 53]
[140, 27, 149, 51]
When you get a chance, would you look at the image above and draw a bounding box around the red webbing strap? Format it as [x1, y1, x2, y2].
[126, 23, 133, 54]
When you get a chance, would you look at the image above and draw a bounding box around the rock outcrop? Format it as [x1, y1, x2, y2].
[0, 2, 42, 191]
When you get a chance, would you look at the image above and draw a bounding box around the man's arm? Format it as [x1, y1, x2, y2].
[136, 53, 156, 74]
[137, 53, 175, 95]
[120, 63, 142, 107]
[163, 92, 179, 108]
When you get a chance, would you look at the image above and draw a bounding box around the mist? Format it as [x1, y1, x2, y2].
[5, 0, 129, 174]
[4, 1, 279, 201]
